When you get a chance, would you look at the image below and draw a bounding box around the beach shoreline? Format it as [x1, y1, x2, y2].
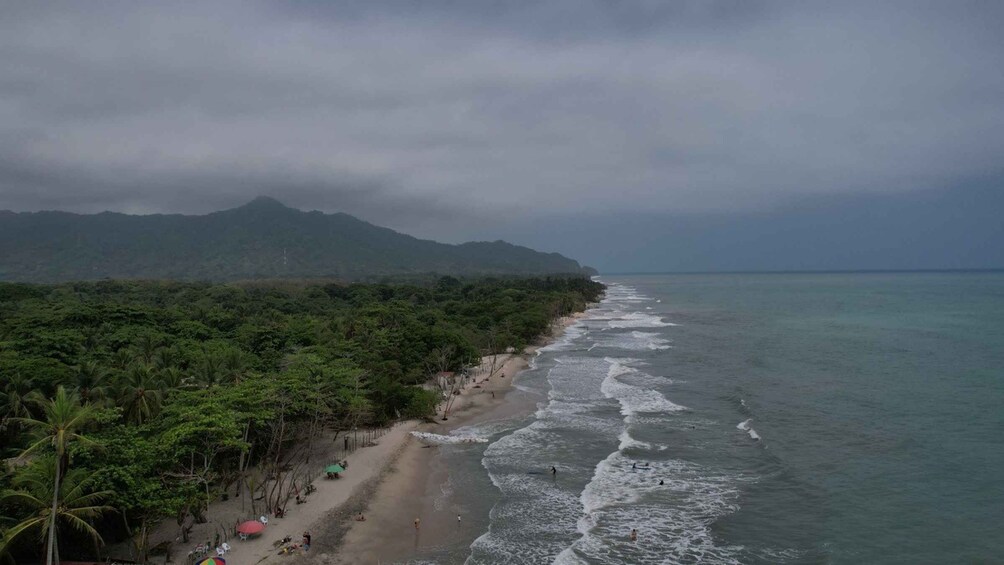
[297, 313, 586, 564]
[123, 312, 585, 564]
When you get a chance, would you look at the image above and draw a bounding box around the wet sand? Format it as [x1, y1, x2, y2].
[319, 315, 584, 565]
[291, 352, 534, 564]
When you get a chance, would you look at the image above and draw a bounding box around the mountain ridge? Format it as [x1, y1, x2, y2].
[0, 197, 595, 282]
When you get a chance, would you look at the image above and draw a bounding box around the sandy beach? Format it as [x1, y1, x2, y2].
[308, 314, 585, 565]
[124, 314, 583, 564]
[119, 421, 420, 564]
[311, 352, 536, 564]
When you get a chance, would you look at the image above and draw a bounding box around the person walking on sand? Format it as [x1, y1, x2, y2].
[630, 528, 638, 542]
[302, 531, 311, 551]
[414, 518, 421, 530]
[457, 514, 462, 524]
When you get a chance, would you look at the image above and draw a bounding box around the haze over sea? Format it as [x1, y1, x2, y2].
[417, 272, 1004, 564]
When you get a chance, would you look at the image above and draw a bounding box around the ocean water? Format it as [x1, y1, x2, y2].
[414, 272, 1004, 564]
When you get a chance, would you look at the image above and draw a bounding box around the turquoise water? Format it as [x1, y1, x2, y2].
[628, 273, 1004, 564]
[419, 272, 1004, 564]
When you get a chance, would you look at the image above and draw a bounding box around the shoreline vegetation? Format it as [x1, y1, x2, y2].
[0, 276, 603, 564]
[320, 315, 586, 565]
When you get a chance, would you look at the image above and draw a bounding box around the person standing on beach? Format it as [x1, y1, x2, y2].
[302, 531, 311, 551]
[414, 518, 421, 530]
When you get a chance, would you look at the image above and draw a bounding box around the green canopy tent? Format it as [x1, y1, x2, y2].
[325, 464, 345, 478]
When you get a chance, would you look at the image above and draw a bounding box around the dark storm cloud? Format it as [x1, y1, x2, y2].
[1, 1, 1003, 251]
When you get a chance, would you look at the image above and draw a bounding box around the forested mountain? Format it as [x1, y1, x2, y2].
[0, 197, 594, 282]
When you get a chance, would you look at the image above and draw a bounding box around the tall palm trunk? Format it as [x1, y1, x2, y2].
[46, 459, 61, 565]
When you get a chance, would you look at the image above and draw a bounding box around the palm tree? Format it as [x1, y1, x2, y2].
[111, 348, 134, 371]
[157, 366, 187, 392]
[117, 365, 163, 425]
[79, 327, 102, 355]
[135, 335, 161, 366]
[154, 346, 179, 370]
[72, 362, 110, 407]
[0, 458, 113, 562]
[0, 373, 37, 432]
[195, 354, 223, 388]
[13, 387, 99, 565]
[222, 349, 248, 384]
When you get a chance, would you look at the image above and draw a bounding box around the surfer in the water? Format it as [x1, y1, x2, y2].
[659, 479, 664, 485]
[550, 466, 557, 476]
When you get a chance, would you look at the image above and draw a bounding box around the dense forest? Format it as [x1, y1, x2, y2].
[0, 275, 604, 563]
[0, 197, 595, 282]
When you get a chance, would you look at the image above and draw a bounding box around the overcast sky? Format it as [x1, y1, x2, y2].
[2, 1, 1003, 271]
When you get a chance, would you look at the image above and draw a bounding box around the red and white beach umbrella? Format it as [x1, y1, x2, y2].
[236, 520, 266, 535]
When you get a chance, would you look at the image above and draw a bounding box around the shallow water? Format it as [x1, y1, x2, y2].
[405, 272, 1004, 564]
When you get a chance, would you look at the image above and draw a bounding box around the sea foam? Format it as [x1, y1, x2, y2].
[590, 330, 671, 351]
[607, 312, 678, 329]
[737, 419, 761, 441]
[601, 358, 687, 417]
[561, 450, 746, 564]
[410, 432, 488, 445]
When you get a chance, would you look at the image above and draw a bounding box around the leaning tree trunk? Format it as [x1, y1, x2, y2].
[137, 517, 149, 564]
[235, 421, 251, 498]
[46, 460, 61, 565]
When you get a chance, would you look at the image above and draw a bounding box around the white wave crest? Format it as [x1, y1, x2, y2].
[608, 312, 678, 329]
[590, 330, 671, 351]
[736, 419, 761, 441]
[410, 432, 488, 445]
[563, 451, 745, 564]
[601, 359, 687, 416]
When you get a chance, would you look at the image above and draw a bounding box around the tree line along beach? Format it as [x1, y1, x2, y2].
[0, 276, 603, 564]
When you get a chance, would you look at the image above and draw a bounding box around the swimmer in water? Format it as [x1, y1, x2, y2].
[630, 528, 638, 542]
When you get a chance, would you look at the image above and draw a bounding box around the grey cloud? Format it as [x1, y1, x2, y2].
[1, 1, 1003, 253]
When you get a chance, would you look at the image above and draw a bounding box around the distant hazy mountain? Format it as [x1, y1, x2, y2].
[0, 197, 594, 282]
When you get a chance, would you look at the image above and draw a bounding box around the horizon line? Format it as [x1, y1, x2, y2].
[598, 268, 1004, 276]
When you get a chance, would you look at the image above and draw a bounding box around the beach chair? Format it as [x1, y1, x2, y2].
[239, 532, 248, 541]
[216, 547, 225, 557]
[222, 542, 231, 553]
[260, 515, 269, 525]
